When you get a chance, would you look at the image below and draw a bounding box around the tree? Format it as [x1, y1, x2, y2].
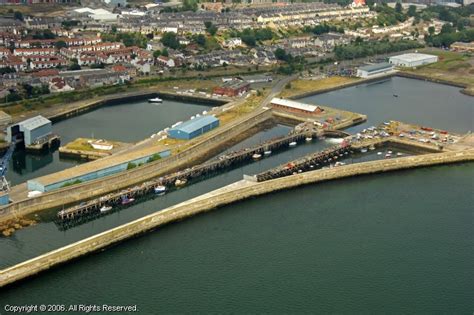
[153, 50, 161, 58]
[160, 32, 179, 49]
[161, 48, 169, 57]
[275, 48, 289, 61]
[13, 11, 23, 21]
[204, 22, 218, 36]
[195, 34, 206, 46]
[55, 40, 67, 50]
[241, 34, 256, 47]
[441, 23, 454, 34]
[428, 26, 435, 36]
[407, 5, 417, 17]
[395, 2, 402, 14]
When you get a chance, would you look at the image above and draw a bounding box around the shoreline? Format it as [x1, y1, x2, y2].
[1, 150, 472, 288]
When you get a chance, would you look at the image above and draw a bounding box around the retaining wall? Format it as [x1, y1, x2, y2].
[1, 149, 472, 288]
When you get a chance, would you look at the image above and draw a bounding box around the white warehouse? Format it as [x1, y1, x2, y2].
[389, 53, 438, 67]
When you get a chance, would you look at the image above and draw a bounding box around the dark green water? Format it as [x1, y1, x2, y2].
[0, 78, 472, 313]
[0, 165, 473, 313]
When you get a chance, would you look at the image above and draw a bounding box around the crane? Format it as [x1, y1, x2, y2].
[0, 135, 16, 193]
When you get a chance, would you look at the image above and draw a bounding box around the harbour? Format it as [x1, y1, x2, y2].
[0, 76, 472, 311]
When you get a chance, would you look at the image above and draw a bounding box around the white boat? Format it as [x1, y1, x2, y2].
[289, 141, 297, 147]
[175, 179, 187, 187]
[397, 152, 404, 156]
[252, 153, 262, 160]
[369, 145, 375, 151]
[385, 153, 392, 158]
[334, 162, 346, 167]
[100, 205, 112, 213]
[305, 137, 312, 142]
[154, 185, 167, 194]
[148, 97, 163, 103]
[377, 152, 382, 155]
[360, 148, 368, 153]
[264, 150, 272, 156]
[388, 150, 393, 154]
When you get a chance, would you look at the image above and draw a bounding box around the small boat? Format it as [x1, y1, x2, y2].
[388, 150, 393, 154]
[369, 145, 375, 151]
[385, 153, 392, 159]
[334, 162, 346, 167]
[154, 185, 167, 194]
[100, 205, 112, 213]
[148, 97, 163, 103]
[264, 150, 272, 156]
[360, 148, 368, 153]
[305, 137, 312, 142]
[377, 152, 382, 155]
[121, 196, 135, 205]
[393, 94, 398, 97]
[397, 152, 404, 156]
[289, 141, 297, 147]
[175, 178, 187, 187]
[252, 153, 262, 160]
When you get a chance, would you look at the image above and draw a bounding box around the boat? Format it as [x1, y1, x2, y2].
[264, 150, 272, 156]
[360, 148, 368, 153]
[393, 94, 398, 97]
[252, 153, 262, 160]
[388, 150, 393, 154]
[305, 137, 312, 142]
[377, 152, 382, 155]
[385, 153, 392, 159]
[397, 152, 404, 156]
[289, 141, 297, 147]
[148, 97, 163, 103]
[175, 178, 187, 187]
[121, 196, 135, 205]
[334, 162, 346, 167]
[100, 205, 112, 213]
[369, 145, 375, 151]
[154, 185, 167, 194]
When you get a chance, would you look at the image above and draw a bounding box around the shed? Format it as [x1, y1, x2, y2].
[356, 62, 394, 78]
[389, 53, 438, 67]
[7, 115, 52, 146]
[168, 116, 220, 140]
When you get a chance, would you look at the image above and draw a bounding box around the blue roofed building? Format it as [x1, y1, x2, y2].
[168, 116, 220, 140]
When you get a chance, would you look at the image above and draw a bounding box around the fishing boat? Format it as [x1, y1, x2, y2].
[305, 137, 312, 142]
[264, 150, 272, 156]
[289, 141, 297, 147]
[175, 178, 187, 187]
[252, 153, 262, 160]
[360, 147, 368, 153]
[148, 97, 163, 103]
[154, 185, 167, 194]
[121, 196, 135, 205]
[377, 152, 382, 155]
[100, 205, 112, 213]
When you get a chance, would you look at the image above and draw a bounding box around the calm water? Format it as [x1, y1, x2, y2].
[0, 165, 472, 313]
[301, 77, 473, 134]
[0, 78, 472, 313]
[6, 99, 212, 186]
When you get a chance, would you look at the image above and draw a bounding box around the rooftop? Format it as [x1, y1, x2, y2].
[170, 115, 219, 134]
[390, 53, 437, 62]
[358, 62, 393, 72]
[271, 98, 320, 113]
[18, 115, 51, 130]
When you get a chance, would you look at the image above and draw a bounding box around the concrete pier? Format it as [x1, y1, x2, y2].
[0, 149, 472, 288]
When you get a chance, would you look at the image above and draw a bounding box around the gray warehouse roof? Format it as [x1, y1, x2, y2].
[19, 115, 51, 130]
[170, 115, 219, 134]
[358, 62, 393, 72]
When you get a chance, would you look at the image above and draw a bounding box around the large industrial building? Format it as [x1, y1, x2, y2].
[356, 62, 394, 78]
[389, 53, 438, 67]
[6, 115, 52, 146]
[271, 98, 323, 116]
[168, 116, 220, 140]
[213, 80, 250, 97]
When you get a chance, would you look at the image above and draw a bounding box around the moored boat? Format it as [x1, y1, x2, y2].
[121, 196, 135, 205]
[154, 185, 167, 194]
[289, 141, 297, 147]
[175, 178, 187, 187]
[360, 147, 368, 153]
[100, 205, 112, 213]
[252, 153, 262, 160]
[305, 137, 312, 142]
[148, 97, 163, 103]
[264, 150, 272, 156]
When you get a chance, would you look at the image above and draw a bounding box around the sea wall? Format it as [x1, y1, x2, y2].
[1, 149, 472, 288]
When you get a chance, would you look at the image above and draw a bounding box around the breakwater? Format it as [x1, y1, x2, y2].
[1, 149, 472, 288]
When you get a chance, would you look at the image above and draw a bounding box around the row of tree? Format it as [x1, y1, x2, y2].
[334, 39, 423, 60]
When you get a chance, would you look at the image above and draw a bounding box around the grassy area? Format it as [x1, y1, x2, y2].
[278, 76, 359, 98]
[403, 49, 474, 91]
[62, 138, 128, 153]
[0, 4, 71, 17]
[217, 92, 268, 125]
